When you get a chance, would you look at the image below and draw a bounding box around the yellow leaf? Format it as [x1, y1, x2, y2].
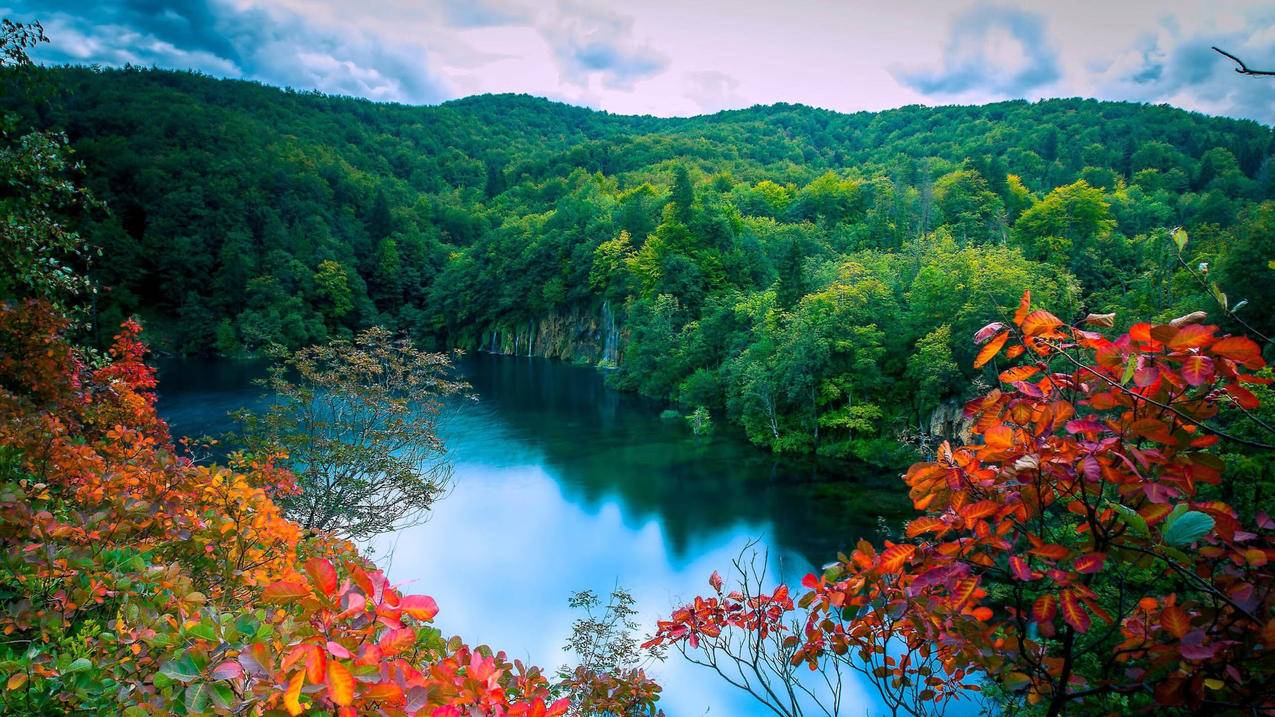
[284, 670, 306, 716]
[6, 673, 27, 691]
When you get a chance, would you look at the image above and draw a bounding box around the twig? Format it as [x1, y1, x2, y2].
[1212, 47, 1275, 77]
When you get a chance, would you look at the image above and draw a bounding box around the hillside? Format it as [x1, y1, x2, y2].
[6, 65, 1274, 461]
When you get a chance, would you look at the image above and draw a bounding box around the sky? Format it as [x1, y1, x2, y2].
[6, 0, 1275, 125]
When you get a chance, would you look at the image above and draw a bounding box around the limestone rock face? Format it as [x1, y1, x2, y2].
[928, 399, 974, 445]
[481, 301, 624, 366]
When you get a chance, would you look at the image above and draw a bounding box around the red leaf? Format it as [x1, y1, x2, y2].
[262, 580, 310, 604]
[1227, 383, 1260, 410]
[327, 660, 355, 707]
[1167, 323, 1216, 350]
[709, 571, 723, 592]
[1211, 336, 1264, 369]
[304, 558, 339, 597]
[399, 594, 439, 621]
[1180, 355, 1214, 387]
[1073, 553, 1105, 574]
[974, 322, 1007, 344]
[1060, 590, 1091, 633]
[1032, 594, 1056, 623]
[1009, 556, 1034, 581]
[210, 660, 243, 681]
[1160, 605, 1190, 638]
[1180, 629, 1216, 661]
[974, 331, 1009, 369]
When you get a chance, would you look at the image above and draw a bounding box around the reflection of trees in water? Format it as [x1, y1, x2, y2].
[155, 354, 914, 569]
[459, 354, 911, 568]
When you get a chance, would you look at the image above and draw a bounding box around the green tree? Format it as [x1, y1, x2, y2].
[235, 327, 467, 540]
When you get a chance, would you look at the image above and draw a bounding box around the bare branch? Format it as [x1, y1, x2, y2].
[1212, 46, 1275, 77]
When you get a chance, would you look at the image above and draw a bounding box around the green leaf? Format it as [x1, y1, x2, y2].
[208, 682, 237, 711]
[65, 658, 92, 674]
[1163, 510, 1215, 547]
[123, 707, 149, 717]
[233, 614, 259, 638]
[1120, 357, 1137, 386]
[1109, 503, 1148, 538]
[1210, 282, 1228, 311]
[184, 683, 210, 714]
[185, 623, 216, 641]
[1172, 227, 1188, 253]
[159, 654, 200, 683]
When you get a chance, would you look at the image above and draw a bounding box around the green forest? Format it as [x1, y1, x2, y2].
[5, 65, 1274, 464]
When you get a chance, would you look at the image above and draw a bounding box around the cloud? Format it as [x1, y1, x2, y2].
[541, 0, 667, 90]
[893, 5, 1060, 98]
[13, 0, 447, 103]
[1087, 17, 1275, 125]
[684, 70, 745, 114]
[437, 0, 530, 29]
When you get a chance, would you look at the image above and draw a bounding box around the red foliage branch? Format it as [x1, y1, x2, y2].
[647, 292, 1275, 716]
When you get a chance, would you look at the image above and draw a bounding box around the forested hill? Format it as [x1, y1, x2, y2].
[9, 65, 1275, 463]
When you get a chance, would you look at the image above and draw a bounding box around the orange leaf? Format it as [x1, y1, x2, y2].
[1029, 543, 1068, 561]
[974, 331, 1009, 369]
[399, 594, 439, 621]
[1060, 590, 1090, 633]
[284, 670, 305, 716]
[951, 577, 980, 609]
[1013, 290, 1032, 326]
[1020, 310, 1063, 338]
[263, 580, 311, 604]
[305, 644, 326, 685]
[378, 627, 415, 656]
[304, 558, 338, 597]
[1160, 606, 1190, 638]
[905, 516, 947, 538]
[878, 544, 916, 574]
[959, 500, 999, 523]
[983, 424, 1013, 451]
[998, 365, 1040, 383]
[1211, 336, 1264, 369]
[327, 661, 355, 707]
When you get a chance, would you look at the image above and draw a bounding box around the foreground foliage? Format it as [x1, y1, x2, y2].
[0, 299, 656, 715]
[646, 295, 1274, 716]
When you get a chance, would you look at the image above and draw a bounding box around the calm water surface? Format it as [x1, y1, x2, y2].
[157, 354, 925, 717]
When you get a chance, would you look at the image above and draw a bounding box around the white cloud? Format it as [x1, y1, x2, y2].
[10, 0, 1275, 123]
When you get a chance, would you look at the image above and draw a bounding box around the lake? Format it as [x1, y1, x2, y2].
[156, 353, 921, 716]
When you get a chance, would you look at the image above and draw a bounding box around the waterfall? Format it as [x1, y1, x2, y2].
[601, 300, 620, 366]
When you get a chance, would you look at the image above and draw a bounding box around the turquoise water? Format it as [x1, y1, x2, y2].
[156, 354, 921, 716]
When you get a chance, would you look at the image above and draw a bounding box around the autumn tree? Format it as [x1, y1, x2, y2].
[236, 326, 467, 540]
[649, 293, 1275, 716]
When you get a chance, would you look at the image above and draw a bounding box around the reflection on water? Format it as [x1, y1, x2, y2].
[156, 353, 920, 717]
